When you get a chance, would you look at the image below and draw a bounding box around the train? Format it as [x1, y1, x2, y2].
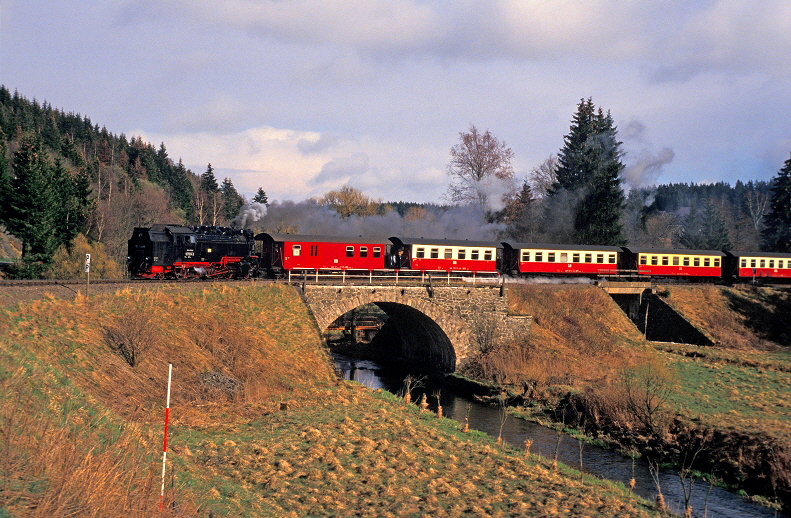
[127, 224, 791, 283]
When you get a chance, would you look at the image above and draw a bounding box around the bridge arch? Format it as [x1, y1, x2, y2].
[301, 284, 531, 374]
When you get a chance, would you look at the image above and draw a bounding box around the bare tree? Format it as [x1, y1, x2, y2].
[528, 154, 559, 199]
[621, 358, 676, 434]
[446, 125, 515, 211]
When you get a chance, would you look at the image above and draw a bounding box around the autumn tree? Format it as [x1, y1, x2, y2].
[761, 154, 791, 252]
[319, 185, 381, 219]
[549, 99, 626, 246]
[446, 125, 515, 212]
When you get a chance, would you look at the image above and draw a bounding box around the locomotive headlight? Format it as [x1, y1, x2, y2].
[207, 248, 212, 253]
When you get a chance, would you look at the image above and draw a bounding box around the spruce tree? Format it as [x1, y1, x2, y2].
[253, 187, 268, 205]
[221, 177, 244, 223]
[762, 154, 791, 252]
[0, 134, 11, 223]
[5, 134, 59, 274]
[201, 163, 219, 193]
[550, 99, 626, 245]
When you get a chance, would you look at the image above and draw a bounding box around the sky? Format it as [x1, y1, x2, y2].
[2, 1, 791, 204]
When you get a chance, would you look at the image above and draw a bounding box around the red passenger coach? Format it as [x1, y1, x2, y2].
[501, 243, 622, 276]
[388, 237, 501, 273]
[729, 252, 791, 281]
[624, 248, 725, 278]
[256, 233, 390, 275]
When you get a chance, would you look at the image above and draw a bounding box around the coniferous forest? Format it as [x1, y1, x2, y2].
[0, 86, 789, 279]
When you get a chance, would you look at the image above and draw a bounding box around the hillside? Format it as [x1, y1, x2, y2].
[0, 284, 658, 516]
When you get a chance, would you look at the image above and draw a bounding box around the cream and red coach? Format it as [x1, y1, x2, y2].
[501, 243, 622, 276]
[624, 247, 726, 278]
[387, 237, 501, 273]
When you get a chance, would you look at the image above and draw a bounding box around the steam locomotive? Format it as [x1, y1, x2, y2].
[127, 225, 791, 282]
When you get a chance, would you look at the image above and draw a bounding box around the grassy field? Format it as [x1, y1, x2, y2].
[0, 283, 659, 517]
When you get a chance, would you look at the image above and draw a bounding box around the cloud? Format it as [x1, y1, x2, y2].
[311, 153, 370, 185]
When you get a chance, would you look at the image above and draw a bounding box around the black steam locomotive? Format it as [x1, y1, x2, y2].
[127, 224, 257, 279]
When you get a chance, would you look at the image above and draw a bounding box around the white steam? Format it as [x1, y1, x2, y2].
[232, 202, 268, 228]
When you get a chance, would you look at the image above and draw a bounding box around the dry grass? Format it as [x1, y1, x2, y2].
[0, 283, 336, 516]
[473, 284, 653, 395]
[170, 384, 659, 517]
[659, 285, 791, 349]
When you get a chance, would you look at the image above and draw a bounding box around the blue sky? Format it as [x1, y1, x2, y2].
[2, 1, 790, 203]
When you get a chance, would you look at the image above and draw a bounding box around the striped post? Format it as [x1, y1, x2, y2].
[159, 363, 173, 511]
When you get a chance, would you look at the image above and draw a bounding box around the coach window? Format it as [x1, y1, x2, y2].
[741, 258, 747, 268]
[360, 247, 368, 258]
[292, 244, 301, 257]
[416, 247, 425, 258]
[484, 250, 493, 261]
[662, 256, 669, 265]
[651, 256, 658, 265]
[714, 258, 720, 267]
[572, 253, 580, 262]
[640, 256, 647, 265]
[673, 257, 680, 266]
[430, 248, 439, 259]
[520, 251, 529, 262]
[548, 252, 556, 262]
[683, 257, 690, 266]
[760, 259, 766, 268]
[458, 249, 466, 260]
[693, 257, 700, 266]
[560, 253, 568, 262]
[769, 260, 775, 268]
[703, 258, 710, 267]
[585, 253, 592, 263]
[472, 250, 480, 260]
[609, 254, 616, 263]
[596, 254, 603, 263]
[373, 247, 381, 258]
[751, 259, 756, 268]
[310, 245, 318, 256]
[535, 252, 543, 262]
[779, 260, 785, 268]
[346, 246, 354, 257]
[444, 249, 453, 259]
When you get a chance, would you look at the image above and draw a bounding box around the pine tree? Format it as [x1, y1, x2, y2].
[762, 154, 791, 252]
[549, 99, 626, 245]
[253, 187, 268, 205]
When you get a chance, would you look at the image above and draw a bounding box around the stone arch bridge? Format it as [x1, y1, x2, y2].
[300, 284, 532, 373]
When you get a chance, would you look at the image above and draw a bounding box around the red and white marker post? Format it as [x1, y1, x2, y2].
[159, 363, 173, 511]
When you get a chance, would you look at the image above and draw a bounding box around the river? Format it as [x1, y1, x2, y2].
[333, 353, 784, 518]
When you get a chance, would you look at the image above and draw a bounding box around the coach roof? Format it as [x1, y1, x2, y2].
[255, 233, 390, 245]
[389, 237, 502, 248]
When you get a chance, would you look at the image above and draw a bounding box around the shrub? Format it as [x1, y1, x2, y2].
[101, 312, 155, 367]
